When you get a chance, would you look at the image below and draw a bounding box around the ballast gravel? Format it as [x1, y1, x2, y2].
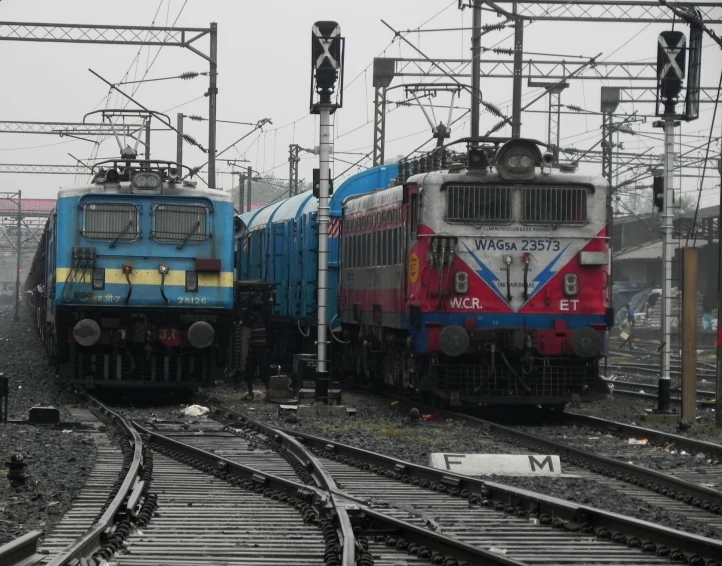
[0, 307, 95, 546]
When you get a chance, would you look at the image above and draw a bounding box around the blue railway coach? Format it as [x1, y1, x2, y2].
[29, 160, 235, 389]
[236, 164, 397, 358]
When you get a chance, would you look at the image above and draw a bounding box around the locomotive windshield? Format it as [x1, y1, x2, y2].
[82, 202, 139, 241]
[152, 203, 210, 243]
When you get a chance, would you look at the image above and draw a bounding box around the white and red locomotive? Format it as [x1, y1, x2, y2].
[337, 138, 611, 407]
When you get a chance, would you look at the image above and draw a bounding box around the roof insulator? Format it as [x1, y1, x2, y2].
[493, 47, 514, 56]
[486, 119, 506, 136]
[179, 71, 200, 80]
[483, 101, 504, 118]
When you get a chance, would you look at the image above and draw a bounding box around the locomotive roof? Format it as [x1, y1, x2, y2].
[344, 183, 404, 214]
[58, 182, 234, 202]
[402, 168, 606, 188]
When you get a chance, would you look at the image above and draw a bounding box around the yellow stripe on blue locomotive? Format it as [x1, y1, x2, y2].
[55, 268, 233, 288]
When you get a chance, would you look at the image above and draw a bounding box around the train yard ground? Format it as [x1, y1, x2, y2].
[4, 303, 722, 563]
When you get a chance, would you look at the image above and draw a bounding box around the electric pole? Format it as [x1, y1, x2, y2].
[247, 166, 253, 212]
[208, 22, 218, 189]
[237, 171, 245, 213]
[176, 112, 183, 168]
[288, 144, 300, 198]
[512, 1, 523, 137]
[14, 191, 21, 323]
[470, 0, 482, 142]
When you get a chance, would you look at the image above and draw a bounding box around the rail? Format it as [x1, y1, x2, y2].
[47, 394, 144, 566]
[0, 531, 42, 566]
[0, 394, 145, 566]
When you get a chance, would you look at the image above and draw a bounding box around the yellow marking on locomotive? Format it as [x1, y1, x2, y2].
[56, 268, 233, 288]
[409, 253, 420, 284]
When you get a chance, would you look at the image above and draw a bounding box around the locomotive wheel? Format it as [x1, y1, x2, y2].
[354, 344, 364, 379]
[361, 345, 374, 381]
[384, 349, 402, 387]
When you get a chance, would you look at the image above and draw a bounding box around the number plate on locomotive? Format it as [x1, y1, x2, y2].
[158, 328, 182, 346]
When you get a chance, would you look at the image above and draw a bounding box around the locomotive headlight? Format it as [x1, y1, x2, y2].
[506, 152, 533, 173]
[454, 272, 469, 294]
[496, 139, 540, 181]
[131, 172, 162, 192]
[564, 273, 579, 296]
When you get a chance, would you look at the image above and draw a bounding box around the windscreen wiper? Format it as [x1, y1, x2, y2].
[110, 221, 134, 249]
[177, 221, 200, 250]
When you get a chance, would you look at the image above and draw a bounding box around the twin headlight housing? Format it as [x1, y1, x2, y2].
[495, 139, 542, 181]
[131, 171, 162, 192]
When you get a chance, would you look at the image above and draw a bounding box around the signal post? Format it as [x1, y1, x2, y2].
[649, 25, 701, 421]
[302, 21, 346, 417]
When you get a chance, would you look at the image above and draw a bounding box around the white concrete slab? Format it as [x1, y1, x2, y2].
[429, 453, 563, 476]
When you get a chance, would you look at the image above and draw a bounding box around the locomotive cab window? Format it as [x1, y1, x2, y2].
[445, 185, 512, 224]
[82, 202, 140, 241]
[521, 186, 589, 225]
[152, 203, 211, 243]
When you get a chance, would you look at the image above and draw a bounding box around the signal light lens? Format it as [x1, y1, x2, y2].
[185, 271, 198, 292]
[454, 272, 469, 294]
[92, 269, 105, 290]
[564, 273, 578, 296]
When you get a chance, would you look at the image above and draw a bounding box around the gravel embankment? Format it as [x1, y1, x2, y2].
[0, 307, 95, 545]
[192, 383, 720, 540]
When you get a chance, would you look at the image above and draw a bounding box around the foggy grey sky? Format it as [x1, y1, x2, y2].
[0, 0, 720, 208]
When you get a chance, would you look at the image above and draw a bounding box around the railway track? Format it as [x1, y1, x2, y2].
[0, 395, 151, 566]
[606, 362, 717, 381]
[204, 404, 722, 565]
[5, 392, 722, 564]
[603, 378, 716, 407]
[447, 408, 722, 531]
[131, 411, 516, 565]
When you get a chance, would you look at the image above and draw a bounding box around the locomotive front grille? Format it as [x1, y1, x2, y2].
[434, 357, 594, 399]
[521, 186, 588, 225]
[445, 185, 512, 224]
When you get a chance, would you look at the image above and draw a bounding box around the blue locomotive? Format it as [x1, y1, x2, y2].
[26, 159, 235, 390]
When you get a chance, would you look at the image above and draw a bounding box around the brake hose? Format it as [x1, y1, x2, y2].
[523, 252, 531, 301]
[124, 272, 133, 305]
[160, 272, 169, 305]
[500, 351, 532, 393]
[506, 265, 512, 302]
